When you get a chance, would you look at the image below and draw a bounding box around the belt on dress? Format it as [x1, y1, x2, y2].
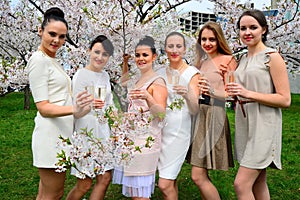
[237, 100, 255, 118]
[199, 94, 224, 107]
[226, 96, 255, 118]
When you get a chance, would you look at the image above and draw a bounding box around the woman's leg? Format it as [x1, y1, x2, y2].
[132, 197, 149, 200]
[253, 169, 270, 200]
[158, 178, 178, 200]
[89, 170, 112, 200]
[37, 168, 66, 200]
[66, 177, 93, 200]
[234, 166, 264, 200]
[191, 166, 220, 200]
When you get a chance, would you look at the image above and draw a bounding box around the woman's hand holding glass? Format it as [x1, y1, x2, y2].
[226, 82, 249, 99]
[74, 90, 93, 118]
[173, 85, 188, 98]
[129, 89, 149, 100]
[198, 75, 212, 96]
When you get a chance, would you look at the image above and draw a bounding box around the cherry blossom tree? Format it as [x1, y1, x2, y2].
[1, 0, 197, 110]
[211, 0, 300, 74]
[1, 0, 299, 110]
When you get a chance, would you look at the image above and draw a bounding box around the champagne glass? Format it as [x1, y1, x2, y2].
[127, 80, 139, 112]
[96, 85, 107, 102]
[198, 71, 205, 100]
[226, 70, 235, 101]
[95, 85, 107, 123]
[84, 85, 95, 109]
[169, 69, 180, 98]
[171, 69, 180, 86]
[94, 85, 107, 118]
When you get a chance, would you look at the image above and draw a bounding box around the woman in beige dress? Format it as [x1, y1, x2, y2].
[187, 21, 236, 199]
[27, 7, 91, 199]
[227, 9, 291, 199]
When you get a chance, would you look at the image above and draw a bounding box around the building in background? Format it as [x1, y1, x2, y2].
[178, 0, 299, 94]
[179, 11, 216, 33]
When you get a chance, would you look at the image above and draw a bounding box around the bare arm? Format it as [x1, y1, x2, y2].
[120, 54, 131, 87]
[146, 78, 168, 117]
[36, 91, 92, 118]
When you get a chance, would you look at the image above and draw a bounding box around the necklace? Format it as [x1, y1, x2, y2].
[168, 62, 186, 73]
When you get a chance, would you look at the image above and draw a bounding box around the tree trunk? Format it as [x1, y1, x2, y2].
[24, 84, 31, 110]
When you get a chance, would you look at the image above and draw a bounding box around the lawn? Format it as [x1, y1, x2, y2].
[0, 92, 299, 199]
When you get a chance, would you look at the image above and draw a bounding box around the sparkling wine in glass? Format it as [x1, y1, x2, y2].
[97, 85, 107, 101]
[95, 85, 107, 122]
[84, 85, 95, 108]
[198, 71, 205, 100]
[169, 69, 180, 98]
[95, 85, 107, 111]
[171, 69, 180, 85]
[226, 70, 235, 101]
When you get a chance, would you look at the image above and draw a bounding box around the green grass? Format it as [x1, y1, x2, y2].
[0, 93, 299, 199]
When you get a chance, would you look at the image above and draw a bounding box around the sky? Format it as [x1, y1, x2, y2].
[176, 0, 271, 14]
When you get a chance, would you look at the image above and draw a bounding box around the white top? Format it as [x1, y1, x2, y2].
[27, 50, 73, 168]
[71, 68, 113, 178]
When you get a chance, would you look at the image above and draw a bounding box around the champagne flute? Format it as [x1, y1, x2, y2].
[84, 85, 95, 109]
[95, 85, 107, 122]
[226, 70, 235, 101]
[97, 85, 107, 102]
[95, 85, 107, 111]
[170, 69, 180, 98]
[171, 69, 180, 86]
[198, 71, 205, 100]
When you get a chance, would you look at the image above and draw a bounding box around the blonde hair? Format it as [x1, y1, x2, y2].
[195, 21, 232, 68]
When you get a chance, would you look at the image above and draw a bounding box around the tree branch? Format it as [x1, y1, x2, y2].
[28, 0, 78, 48]
[273, 2, 299, 31]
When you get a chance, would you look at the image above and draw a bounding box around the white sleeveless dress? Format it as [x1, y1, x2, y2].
[157, 66, 198, 179]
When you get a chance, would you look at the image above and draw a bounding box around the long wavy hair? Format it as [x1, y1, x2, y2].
[195, 21, 232, 68]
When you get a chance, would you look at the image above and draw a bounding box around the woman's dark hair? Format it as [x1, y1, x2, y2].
[89, 35, 114, 56]
[42, 7, 68, 30]
[237, 9, 269, 43]
[164, 31, 186, 48]
[136, 36, 156, 54]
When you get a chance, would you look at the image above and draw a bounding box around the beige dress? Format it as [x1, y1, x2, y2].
[27, 50, 73, 168]
[187, 58, 234, 170]
[235, 47, 282, 169]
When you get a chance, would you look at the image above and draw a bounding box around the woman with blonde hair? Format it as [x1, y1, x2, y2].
[187, 21, 236, 199]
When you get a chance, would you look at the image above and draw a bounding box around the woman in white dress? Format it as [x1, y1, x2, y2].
[27, 7, 91, 200]
[157, 32, 199, 200]
[67, 35, 114, 200]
